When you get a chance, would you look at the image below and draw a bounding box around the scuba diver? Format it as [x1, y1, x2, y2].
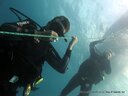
[60, 39, 112, 96]
[0, 8, 78, 96]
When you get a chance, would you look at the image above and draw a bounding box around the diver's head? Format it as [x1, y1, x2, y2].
[46, 16, 70, 37]
[103, 49, 112, 60]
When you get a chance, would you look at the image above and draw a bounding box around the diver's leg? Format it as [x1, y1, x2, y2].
[78, 83, 92, 96]
[60, 73, 81, 96]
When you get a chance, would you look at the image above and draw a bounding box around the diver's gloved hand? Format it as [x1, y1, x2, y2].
[49, 30, 58, 42]
[34, 30, 58, 42]
[69, 36, 78, 50]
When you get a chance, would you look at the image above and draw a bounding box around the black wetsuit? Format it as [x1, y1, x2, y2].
[60, 40, 111, 96]
[0, 19, 72, 96]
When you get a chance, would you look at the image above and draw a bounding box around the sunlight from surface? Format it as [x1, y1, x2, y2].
[74, 0, 128, 43]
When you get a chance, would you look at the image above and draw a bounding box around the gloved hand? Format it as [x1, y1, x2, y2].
[68, 36, 78, 50]
[34, 30, 58, 43]
[49, 30, 58, 42]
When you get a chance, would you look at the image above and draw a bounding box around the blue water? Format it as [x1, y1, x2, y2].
[0, 0, 128, 96]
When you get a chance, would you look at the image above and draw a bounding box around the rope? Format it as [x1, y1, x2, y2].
[0, 31, 66, 39]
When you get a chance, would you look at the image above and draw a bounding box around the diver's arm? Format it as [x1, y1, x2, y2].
[46, 45, 71, 73]
[89, 39, 104, 57]
[46, 36, 78, 73]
